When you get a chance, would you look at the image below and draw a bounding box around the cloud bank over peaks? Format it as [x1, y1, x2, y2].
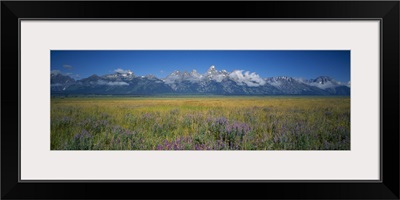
[162, 65, 266, 87]
[51, 70, 73, 77]
[228, 70, 266, 87]
[51, 70, 62, 75]
[97, 80, 129, 86]
[51, 65, 350, 95]
[114, 68, 133, 75]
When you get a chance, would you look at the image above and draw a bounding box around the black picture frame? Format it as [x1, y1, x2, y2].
[2, 1, 399, 199]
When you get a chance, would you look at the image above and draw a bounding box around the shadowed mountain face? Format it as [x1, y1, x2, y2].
[51, 73, 76, 92]
[51, 66, 350, 96]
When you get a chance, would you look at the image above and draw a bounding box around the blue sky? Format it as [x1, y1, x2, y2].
[51, 50, 350, 82]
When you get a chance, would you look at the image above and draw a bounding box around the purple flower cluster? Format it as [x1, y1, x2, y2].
[93, 120, 109, 132]
[73, 129, 92, 140]
[194, 143, 213, 150]
[216, 139, 227, 150]
[207, 116, 252, 146]
[156, 136, 193, 150]
[207, 117, 253, 150]
[207, 116, 228, 126]
[78, 117, 95, 126]
[111, 125, 135, 135]
[78, 118, 110, 131]
[53, 116, 72, 127]
[184, 113, 202, 124]
[215, 117, 228, 125]
[225, 121, 252, 136]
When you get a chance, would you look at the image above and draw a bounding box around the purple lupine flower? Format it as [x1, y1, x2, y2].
[100, 120, 109, 127]
[225, 123, 233, 134]
[73, 129, 91, 140]
[157, 136, 194, 150]
[73, 133, 80, 140]
[227, 121, 252, 136]
[215, 117, 228, 126]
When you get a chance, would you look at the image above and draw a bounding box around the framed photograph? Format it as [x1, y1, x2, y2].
[2, 1, 399, 199]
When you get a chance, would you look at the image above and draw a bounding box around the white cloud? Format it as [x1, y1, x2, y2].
[212, 74, 225, 82]
[63, 64, 73, 69]
[308, 82, 335, 89]
[51, 70, 61, 75]
[97, 80, 128, 86]
[51, 83, 63, 87]
[228, 70, 266, 87]
[51, 70, 79, 80]
[114, 68, 131, 74]
[294, 78, 306, 83]
[108, 81, 129, 86]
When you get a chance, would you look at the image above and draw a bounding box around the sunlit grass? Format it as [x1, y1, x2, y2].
[51, 96, 350, 150]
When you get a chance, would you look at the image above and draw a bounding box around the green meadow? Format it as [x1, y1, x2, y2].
[51, 96, 350, 150]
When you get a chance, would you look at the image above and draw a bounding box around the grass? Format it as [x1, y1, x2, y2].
[50, 96, 350, 150]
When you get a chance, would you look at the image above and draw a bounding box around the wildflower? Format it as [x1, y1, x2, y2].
[215, 117, 228, 126]
[73, 129, 91, 140]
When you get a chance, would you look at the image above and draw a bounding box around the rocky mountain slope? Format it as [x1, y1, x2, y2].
[51, 66, 350, 96]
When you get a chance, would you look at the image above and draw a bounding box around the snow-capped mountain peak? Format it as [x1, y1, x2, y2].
[207, 65, 219, 75]
[190, 69, 200, 76]
[271, 76, 295, 81]
[104, 70, 135, 80]
[187, 70, 203, 82]
[51, 66, 350, 96]
[312, 76, 334, 84]
[205, 66, 229, 82]
[308, 76, 339, 89]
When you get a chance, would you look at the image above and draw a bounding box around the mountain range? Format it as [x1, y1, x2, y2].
[51, 66, 350, 96]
